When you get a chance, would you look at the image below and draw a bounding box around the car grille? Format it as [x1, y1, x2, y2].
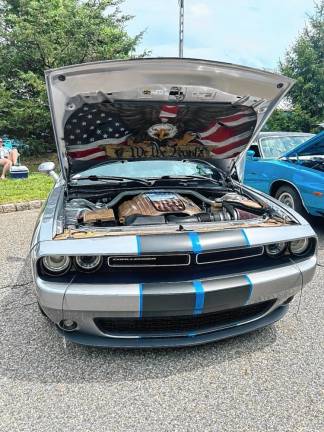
[94, 300, 275, 336]
[197, 246, 264, 264]
[107, 247, 264, 268]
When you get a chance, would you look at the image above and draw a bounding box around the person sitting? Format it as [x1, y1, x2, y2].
[0, 137, 20, 179]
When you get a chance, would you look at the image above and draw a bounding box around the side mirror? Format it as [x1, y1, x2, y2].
[38, 161, 59, 181]
[246, 149, 256, 160]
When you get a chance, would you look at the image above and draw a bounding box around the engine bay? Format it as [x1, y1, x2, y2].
[294, 157, 324, 173]
[64, 188, 271, 231]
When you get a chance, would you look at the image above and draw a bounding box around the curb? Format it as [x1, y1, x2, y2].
[0, 200, 45, 214]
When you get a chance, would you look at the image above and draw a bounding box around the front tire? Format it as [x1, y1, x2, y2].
[275, 185, 305, 215]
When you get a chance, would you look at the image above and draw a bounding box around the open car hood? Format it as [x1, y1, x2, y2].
[45, 58, 294, 181]
[283, 131, 324, 158]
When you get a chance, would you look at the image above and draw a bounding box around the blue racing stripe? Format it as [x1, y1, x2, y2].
[188, 232, 202, 253]
[139, 283, 143, 318]
[187, 332, 197, 337]
[244, 274, 253, 304]
[193, 280, 205, 315]
[136, 235, 142, 255]
[241, 229, 251, 246]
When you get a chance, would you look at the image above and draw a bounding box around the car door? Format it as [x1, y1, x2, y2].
[244, 142, 272, 193]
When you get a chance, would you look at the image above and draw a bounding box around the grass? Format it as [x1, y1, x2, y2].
[0, 153, 58, 204]
[0, 173, 54, 205]
[0, 152, 58, 204]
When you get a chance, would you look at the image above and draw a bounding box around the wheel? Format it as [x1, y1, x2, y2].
[274, 185, 305, 215]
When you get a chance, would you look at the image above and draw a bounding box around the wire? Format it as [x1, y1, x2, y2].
[289, 257, 304, 317]
[60, 274, 76, 349]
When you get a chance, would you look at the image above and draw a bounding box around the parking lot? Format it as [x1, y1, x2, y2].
[0, 209, 323, 432]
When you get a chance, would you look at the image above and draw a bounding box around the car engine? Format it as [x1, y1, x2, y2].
[65, 190, 266, 229]
[297, 158, 324, 173]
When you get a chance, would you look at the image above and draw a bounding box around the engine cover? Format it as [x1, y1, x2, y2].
[118, 192, 201, 223]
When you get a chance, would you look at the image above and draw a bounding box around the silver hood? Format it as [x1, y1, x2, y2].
[45, 58, 294, 181]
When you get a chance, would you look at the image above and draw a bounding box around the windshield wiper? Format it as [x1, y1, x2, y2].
[154, 175, 222, 186]
[71, 175, 152, 186]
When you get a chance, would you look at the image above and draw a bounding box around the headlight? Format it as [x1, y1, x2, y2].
[265, 242, 287, 257]
[42, 255, 71, 275]
[289, 238, 310, 256]
[75, 255, 102, 272]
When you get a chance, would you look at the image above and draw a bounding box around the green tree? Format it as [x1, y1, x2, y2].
[266, 1, 324, 133]
[0, 0, 146, 153]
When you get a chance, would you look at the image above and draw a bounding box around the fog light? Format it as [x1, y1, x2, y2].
[59, 319, 77, 331]
[265, 242, 287, 257]
[75, 255, 102, 272]
[42, 255, 71, 275]
[289, 238, 309, 256]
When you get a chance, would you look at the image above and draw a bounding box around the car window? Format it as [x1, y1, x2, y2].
[249, 144, 261, 157]
[259, 135, 313, 158]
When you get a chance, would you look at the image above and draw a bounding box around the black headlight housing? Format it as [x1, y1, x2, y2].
[38, 238, 316, 278]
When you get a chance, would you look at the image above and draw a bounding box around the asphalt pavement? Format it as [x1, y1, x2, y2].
[0, 210, 323, 432]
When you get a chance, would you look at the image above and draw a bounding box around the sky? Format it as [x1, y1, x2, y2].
[121, 0, 315, 70]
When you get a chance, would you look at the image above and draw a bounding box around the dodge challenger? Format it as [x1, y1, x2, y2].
[31, 58, 317, 347]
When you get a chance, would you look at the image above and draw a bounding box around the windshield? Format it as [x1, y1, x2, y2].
[260, 135, 313, 159]
[73, 160, 222, 180]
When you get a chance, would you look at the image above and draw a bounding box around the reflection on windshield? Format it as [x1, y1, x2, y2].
[74, 160, 218, 180]
[260, 135, 313, 158]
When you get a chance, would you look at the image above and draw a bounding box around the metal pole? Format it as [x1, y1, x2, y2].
[178, 0, 184, 58]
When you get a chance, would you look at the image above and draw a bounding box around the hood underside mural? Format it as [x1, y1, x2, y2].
[65, 101, 257, 174]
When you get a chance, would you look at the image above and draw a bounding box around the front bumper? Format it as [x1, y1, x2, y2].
[35, 254, 316, 348]
[57, 305, 288, 348]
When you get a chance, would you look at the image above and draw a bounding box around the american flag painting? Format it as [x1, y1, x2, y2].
[64, 102, 257, 165]
[198, 110, 257, 159]
[65, 105, 131, 162]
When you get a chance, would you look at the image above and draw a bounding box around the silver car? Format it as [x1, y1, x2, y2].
[32, 58, 317, 348]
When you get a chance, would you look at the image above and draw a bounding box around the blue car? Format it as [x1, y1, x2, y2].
[244, 131, 324, 217]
